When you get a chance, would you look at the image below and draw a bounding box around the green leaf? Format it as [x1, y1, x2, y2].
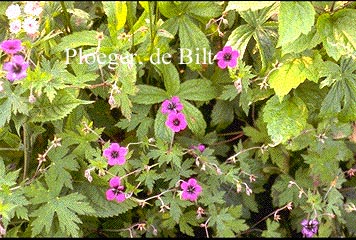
[211, 100, 234, 130]
[29, 192, 94, 237]
[102, 1, 127, 39]
[158, 2, 188, 18]
[154, 106, 173, 143]
[261, 219, 282, 237]
[277, 1, 315, 47]
[52, 30, 98, 53]
[181, 99, 207, 137]
[281, 27, 321, 56]
[263, 95, 308, 144]
[319, 57, 356, 121]
[155, 63, 180, 96]
[178, 15, 210, 71]
[185, 2, 222, 23]
[74, 181, 137, 218]
[178, 79, 218, 101]
[30, 89, 93, 123]
[47, 146, 79, 191]
[316, 9, 356, 61]
[131, 85, 168, 104]
[225, 24, 254, 59]
[225, 1, 277, 12]
[268, 54, 321, 101]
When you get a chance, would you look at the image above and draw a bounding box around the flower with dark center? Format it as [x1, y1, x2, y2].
[301, 219, 319, 238]
[103, 142, 128, 166]
[105, 176, 126, 203]
[181, 178, 202, 201]
[3, 55, 29, 82]
[165, 112, 187, 133]
[161, 96, 183, 115]
[0, 39, 23, 55]
[215, 46, 240, 69]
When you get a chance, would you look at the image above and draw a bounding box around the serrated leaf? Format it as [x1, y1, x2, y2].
[52, 30, 98, 53]
[211, 100, 234, 130]
[282, 27, 321, 56]
[131, 85, 168, 104]
[154, 106, 173, 143]
[30, 89, 94, 123]
[29, 192, 94, 237]
[181, 99, 206, 137]
[263, 95, 308, 144]
[225, 24, 254, 59]
[277, 1, 315, 47]
[74, 182, 137, 218]
[185, 2, 222, 23]
[268, 55, 320, 100]
[319, 57, 356, 122]
[316, 9, 356, 61]
[225, 1, 276, 12]
[261, 219, 282, 237]
[178, 15, 210, 71]
[178, 79, 218, 101]
[155, 63, 180, 95]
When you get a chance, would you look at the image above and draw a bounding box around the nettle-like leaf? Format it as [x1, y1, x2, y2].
[319, 57, 356, 122]
[277, 1, 315, 47]
[316, 9, 356, 61]
[263, 95, 308, 144]
[181, 99, 207, 137]
[52, 30, 98, 54]
[177, 79, 218, 102]
[268, 52, 323, 101]
[178, 14, 210, 71]
[30, 89, 93, 123]
[131, 85, 168, 104]
[155, 63, 181, 96]
[281, 27, 321, 56]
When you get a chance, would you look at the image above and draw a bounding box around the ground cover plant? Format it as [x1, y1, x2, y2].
[1, 1, 356, 238]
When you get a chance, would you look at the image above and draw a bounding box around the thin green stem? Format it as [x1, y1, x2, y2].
[22, 123, 30, 181]
[60, 1, 73, 34]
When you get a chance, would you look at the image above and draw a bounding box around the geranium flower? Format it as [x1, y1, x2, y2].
[165, 112, 187, 132]
[9, 20, 22, 34]
[0, 39, 23, 54]
[215, 46, 240, 69]
[23, 17, 40, 35]
[3, 55, 29, 82]
[181, 178, 202, 201]
[5, 4, 21, 20]
[24, 1, 43, 16]
[105, 176, 126, 203]
[161, 96, 183, 115]
[301, 219, 319, 238]
[103, 142, 128, 166]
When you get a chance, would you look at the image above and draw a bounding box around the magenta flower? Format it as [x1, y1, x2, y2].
[215, 46, 240, 69]
[105, 176, 126, 203]
[181, 178, 202, 201]
[161, 96, 183, 115]
[301, 219, 319, 238]
[191, 144, 206, 153]
[103, 143, 128, 166]
[165, 112, 187, 132]
[3, 55, 29, 82]
[0, 39, 23, 54]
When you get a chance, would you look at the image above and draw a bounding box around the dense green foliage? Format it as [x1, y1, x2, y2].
[1, 1, 356, 238]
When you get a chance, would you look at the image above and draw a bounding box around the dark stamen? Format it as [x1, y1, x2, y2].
[223, 53, 232, 61]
